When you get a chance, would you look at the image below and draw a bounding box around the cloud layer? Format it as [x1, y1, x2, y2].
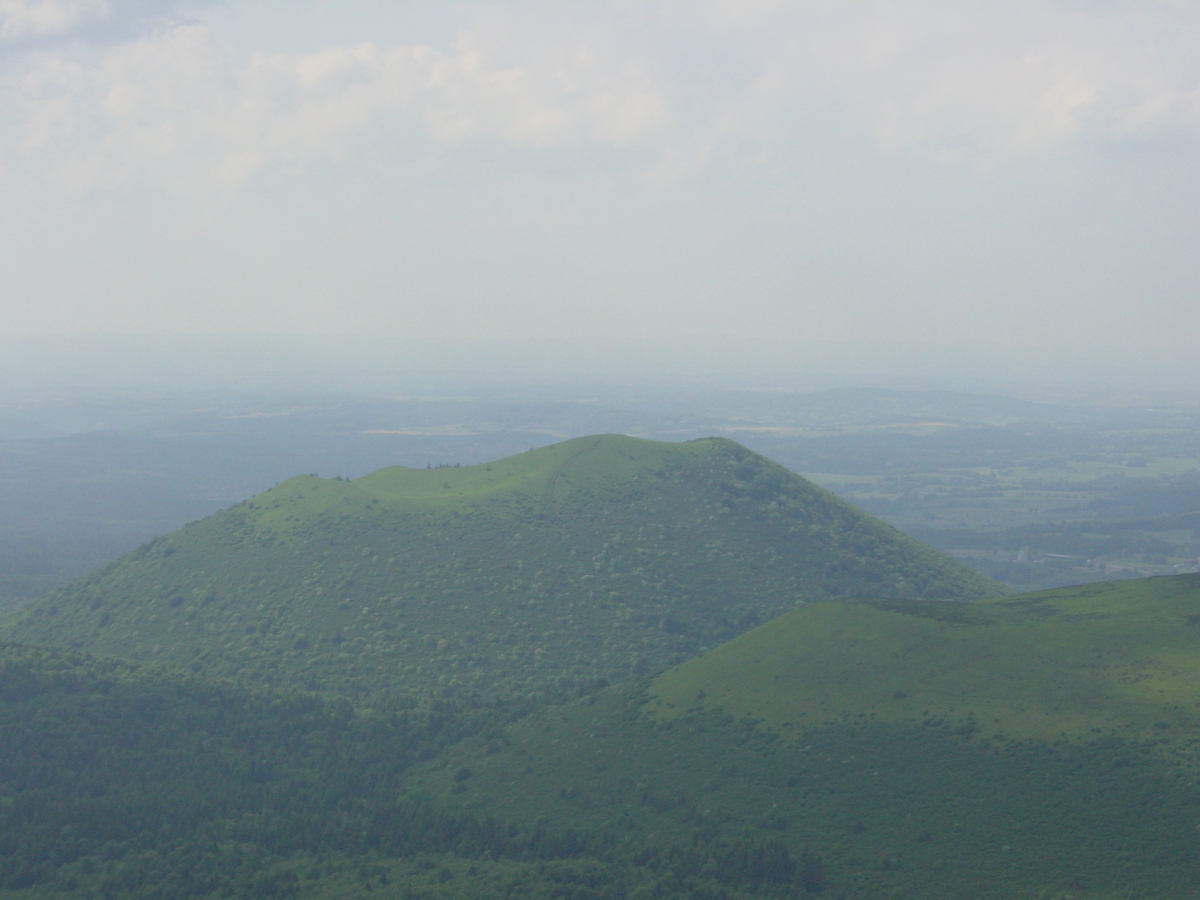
[0, 0, 1196, 369]
[6, 0, 1196, 190]
[1, 0, 108, 40]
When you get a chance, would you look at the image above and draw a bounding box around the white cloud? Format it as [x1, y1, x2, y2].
[0, 0, 1196, 359]
[0, 0, 108, 39]
[854, 6, 1200, 161]
[414, 35, 665, 150]
[673, 1, 1200, 171]
[3, 1, 1197, 194]
[6, 12, 667, 190]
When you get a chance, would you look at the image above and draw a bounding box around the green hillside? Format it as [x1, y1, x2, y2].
[651, 573, 1200, 749]
[412, 574, 1200, 899]
[2, 434, 999, 709]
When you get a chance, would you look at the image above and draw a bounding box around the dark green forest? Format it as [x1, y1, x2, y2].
[0, 643, 829, 900]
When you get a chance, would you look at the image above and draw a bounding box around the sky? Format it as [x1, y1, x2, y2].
[0, 0, 1197, 383]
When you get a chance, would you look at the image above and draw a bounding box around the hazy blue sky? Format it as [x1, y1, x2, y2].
[1, 0, 1196, 379]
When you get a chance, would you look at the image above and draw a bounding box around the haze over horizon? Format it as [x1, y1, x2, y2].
[1, 1, 1197, 388]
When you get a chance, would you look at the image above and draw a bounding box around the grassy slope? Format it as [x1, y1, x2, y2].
[412, 575, 1200, 900]
[2, 434, 1000, 707]
[650, 573, 1200, 749]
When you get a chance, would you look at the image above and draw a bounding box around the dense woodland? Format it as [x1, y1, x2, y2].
[0, 644, 825, 899]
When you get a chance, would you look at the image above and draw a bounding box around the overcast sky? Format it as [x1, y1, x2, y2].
[0, 0, 1196, 381]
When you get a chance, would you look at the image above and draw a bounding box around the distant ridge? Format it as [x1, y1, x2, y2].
[3, 434, 1001, 707]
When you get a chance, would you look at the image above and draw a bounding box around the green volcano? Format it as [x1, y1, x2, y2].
[3, 434, 999, 707]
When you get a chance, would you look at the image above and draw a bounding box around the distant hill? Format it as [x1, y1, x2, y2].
[1, 434, 999, 708]
[650, 572, 1200, 746]
[413, 574, 1200, 899]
